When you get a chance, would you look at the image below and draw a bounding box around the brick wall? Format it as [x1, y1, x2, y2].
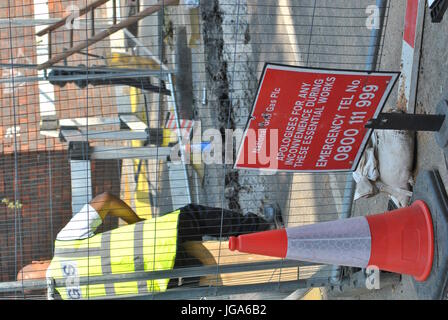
[0, 151, 71, 282]
[0, 152, 122, 282]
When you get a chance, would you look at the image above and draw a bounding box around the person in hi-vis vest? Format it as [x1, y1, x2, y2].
[17, 192, 283, 299]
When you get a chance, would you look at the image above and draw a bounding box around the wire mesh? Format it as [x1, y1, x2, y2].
[0, 0, 390, 299]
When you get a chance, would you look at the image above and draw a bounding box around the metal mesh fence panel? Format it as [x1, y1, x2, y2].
[0, 0, 390, 299]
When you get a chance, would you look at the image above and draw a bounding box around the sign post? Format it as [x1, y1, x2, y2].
[235, 64, 399, 173]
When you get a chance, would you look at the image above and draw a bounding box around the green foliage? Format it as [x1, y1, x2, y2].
[1, 198, 23, 209]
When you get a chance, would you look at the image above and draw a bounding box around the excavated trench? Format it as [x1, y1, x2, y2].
[200, 0, 243, 212]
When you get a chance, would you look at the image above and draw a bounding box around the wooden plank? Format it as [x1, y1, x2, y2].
[119, 114, 148, 131]
[70, 160, 92, 215]
[60, 117, 120, 127]
[301, 288, 323, 300]
[60, 129, 86, 142]
[183, 241, 299, 287]
[90, 146, 171, 160]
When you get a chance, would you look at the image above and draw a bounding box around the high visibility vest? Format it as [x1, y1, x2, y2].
[46, 210, 181, 300]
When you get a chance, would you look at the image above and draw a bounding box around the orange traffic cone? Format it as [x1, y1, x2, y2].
[229, 200, 434, 282]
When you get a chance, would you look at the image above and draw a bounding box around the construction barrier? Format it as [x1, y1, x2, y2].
[230, 200, 434, 282]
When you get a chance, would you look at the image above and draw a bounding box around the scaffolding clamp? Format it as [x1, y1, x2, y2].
[145, 127, 165, 146]
[40, 115, 59, 131]
[69, 141, 91, 161]
[59, 126, 82, 143]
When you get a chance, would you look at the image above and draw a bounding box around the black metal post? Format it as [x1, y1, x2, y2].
[366, 113, 446, 132]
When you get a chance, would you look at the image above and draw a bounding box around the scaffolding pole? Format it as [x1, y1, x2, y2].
[0, 260, 310, 294]
[37, 0, 178, 70]
[0, 70, 169, 85]
[117, 279, 318, 300]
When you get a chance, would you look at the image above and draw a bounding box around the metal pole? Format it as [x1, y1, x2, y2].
[0, 70, 168, 85]
[0, 19, 112, 29]
[0, 260, 311, 294]
[116, 279, 325, 300]
[167, 73, 192, 203]
[0, 19, 60, 26]
[0, 279, 48, 292]
[0, 62, 152, 73]
[365, 113, 445, 132]
[77, 130, 150, 141]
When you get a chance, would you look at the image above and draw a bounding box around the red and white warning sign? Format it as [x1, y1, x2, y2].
[235, 64, 399, 172]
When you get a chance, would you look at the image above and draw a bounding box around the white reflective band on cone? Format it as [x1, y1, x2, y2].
[285, 216, 372, 267]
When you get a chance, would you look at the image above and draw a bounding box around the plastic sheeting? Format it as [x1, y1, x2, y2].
[354, 127, 415, 208]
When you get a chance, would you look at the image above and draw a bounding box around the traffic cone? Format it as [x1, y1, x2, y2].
[229, 200, 434, 282]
